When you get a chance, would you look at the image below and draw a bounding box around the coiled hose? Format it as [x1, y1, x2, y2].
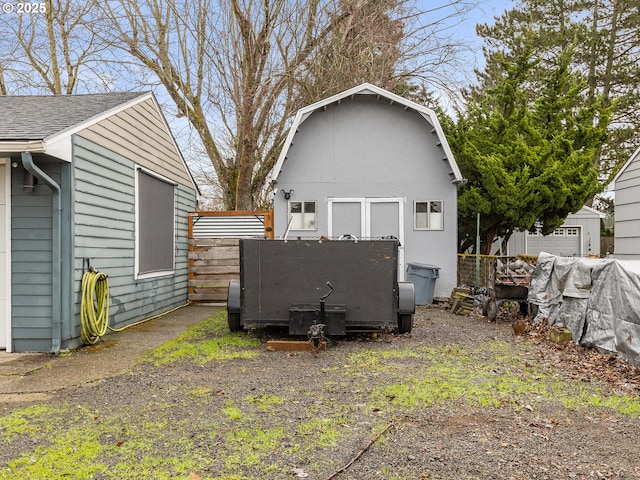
[80, 269, 110, 345]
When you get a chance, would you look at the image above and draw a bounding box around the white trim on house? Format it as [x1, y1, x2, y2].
[143, 95, 201, 195]
[0, 158, 11, 351]
[609, 145, 640, 191]
[134, 165, 177, 281]
[580, 205, 606, 218]
[0, 141, 46, 154]
[270, 83, 464, 186]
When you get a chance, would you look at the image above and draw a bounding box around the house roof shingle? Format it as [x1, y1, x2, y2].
[0, 92, 146, 141]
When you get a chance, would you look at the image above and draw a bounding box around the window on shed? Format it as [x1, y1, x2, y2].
[136, 168, 175, 277]
[566, 228, 579, 236]
[414, 201, 443, 230]
[288, 201, 316, 230]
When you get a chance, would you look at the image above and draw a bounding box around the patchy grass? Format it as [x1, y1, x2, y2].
[297, 417, 343, 447]
[189, 386, 213, 397]
[245, 394, 283, 411]
[145, 311, 260, 365]
[352, 341, 640, 416]
[0, 404, 60, 441]
[0, 407, 217, 480]
[3, 323, 640, 479]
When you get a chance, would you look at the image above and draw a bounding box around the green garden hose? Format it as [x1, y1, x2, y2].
[80, 269, 110, 345]
[80, 268, 190, 345]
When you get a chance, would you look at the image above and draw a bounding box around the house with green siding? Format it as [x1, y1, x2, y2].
[0, 92, 199, 352]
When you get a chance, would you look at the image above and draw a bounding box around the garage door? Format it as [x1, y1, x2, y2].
[526, 226, 582, 256]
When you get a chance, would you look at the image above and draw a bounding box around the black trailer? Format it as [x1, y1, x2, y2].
[227, 237, 415, 335]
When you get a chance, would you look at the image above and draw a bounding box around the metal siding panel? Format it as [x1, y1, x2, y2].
[614, 155, 640, 257]
[616, 220, 640, 237]
[615, 237, 640, 257]
[617, 157, 640, 186]
[615, 202, 640, 222]
[192, 215, 269, 238]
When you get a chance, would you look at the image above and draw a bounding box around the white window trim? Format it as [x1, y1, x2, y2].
[287, 200, 317, 231]
[413, 200, 444, 231]
[134, 166, 177, 280]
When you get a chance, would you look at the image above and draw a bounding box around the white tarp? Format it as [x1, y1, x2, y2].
[529, 252, 640, 364]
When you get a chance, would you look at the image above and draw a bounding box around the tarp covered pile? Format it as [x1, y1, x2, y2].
[530, 252, 640, 364]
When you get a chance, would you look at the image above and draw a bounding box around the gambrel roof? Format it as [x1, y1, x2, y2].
[270, 83, 464, 185]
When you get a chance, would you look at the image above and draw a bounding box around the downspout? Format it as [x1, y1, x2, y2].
[21, 152, 62, 354]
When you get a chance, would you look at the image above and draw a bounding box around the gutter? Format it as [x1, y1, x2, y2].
[0, 141, 46, 153]
[21, 152, 62, 354]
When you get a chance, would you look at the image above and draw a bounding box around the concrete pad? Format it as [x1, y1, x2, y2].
[0, 304, 221, 402]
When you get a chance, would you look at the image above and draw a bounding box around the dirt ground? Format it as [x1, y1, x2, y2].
[2, 303, 640, 479]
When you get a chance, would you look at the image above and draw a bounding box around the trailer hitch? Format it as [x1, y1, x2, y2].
[308, 282, 333, 355]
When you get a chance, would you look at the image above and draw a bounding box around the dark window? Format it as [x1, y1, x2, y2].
[137, 169, 175, 275]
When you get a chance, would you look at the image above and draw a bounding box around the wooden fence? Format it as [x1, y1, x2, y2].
[188, 211, 273, 304]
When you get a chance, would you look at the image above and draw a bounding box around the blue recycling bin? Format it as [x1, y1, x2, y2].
[406, 263, 440, 305]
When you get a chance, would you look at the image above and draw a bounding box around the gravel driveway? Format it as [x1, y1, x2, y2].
[1, 304, 640, 479]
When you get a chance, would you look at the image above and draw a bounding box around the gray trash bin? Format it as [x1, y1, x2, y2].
[406, 263, 440, 305]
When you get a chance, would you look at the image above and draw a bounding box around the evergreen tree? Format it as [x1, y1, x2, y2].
[476, 0, 640, 183]
[450, 35, 611, 254]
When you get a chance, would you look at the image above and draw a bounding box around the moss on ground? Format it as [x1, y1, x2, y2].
[145, 311, 260, 365]
[2, 317, 640, 479]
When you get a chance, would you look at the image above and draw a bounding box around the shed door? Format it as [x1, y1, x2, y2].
[329, 200, 364, 238]
[328, 197, 405, 280]
[0, 162, 7, 350]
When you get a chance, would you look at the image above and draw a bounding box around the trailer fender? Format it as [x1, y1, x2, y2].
[227, 279, 241, 313]
[397, 282, 415, 314]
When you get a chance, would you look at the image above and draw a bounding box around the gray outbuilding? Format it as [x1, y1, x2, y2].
[609, 144, 640, 259]
[507, 206, 605, 257]
[269, 83, 464, 299]
[0, 92, 199, 352]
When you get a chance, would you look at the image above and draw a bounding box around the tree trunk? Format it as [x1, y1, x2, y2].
[480, 223, 501, 256]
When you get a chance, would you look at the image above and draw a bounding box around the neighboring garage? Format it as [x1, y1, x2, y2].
[508, 206, 604, 257]
[526, 226, 582, 256]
